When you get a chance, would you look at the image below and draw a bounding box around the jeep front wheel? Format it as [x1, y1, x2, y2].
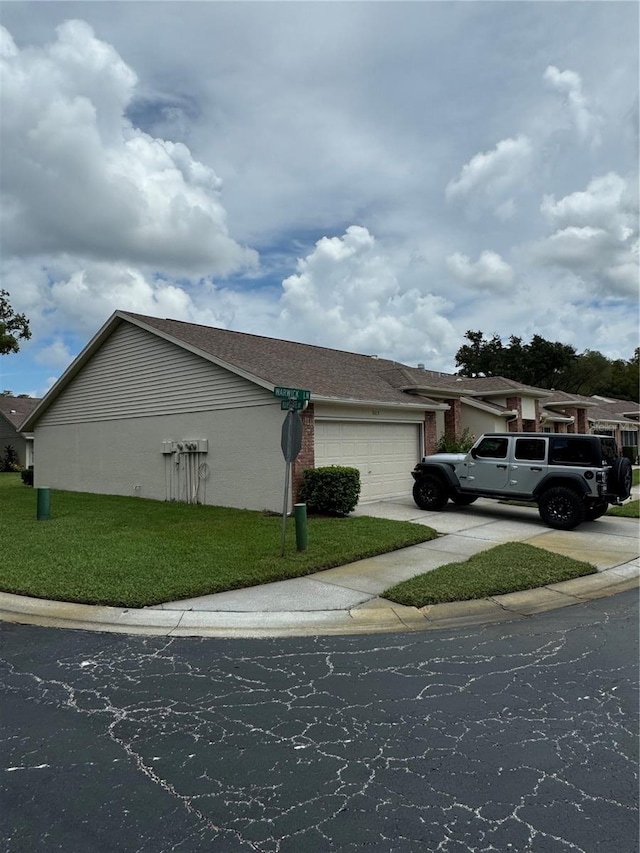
[413, 476, 449, 511]
[538, 487, 586, 530]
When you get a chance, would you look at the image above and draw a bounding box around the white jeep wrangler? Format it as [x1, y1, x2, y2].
[411, 432, 633, 530]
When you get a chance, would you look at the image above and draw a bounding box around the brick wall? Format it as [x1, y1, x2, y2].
[424, 412, 437, 455]
[292, 404, 315, 502]
[564, 407, 577, 433]
[444, 399, 462, 437]
[506, 396, 523, 432]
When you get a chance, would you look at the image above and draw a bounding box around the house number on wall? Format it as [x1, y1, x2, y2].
[371, 409, 381, 415]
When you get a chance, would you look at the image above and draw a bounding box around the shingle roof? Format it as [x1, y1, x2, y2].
[124, 313, 447, 408]
[0, 395, 41, 430]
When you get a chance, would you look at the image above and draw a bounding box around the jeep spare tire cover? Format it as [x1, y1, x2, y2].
[610, 457, 632, 499]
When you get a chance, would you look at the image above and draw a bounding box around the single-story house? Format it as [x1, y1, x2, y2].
[0, 393, 40, 468]
[23, 311, 455, 511]
[23, 312, 636, 510]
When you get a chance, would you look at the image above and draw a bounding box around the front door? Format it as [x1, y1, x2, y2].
[466, 436, 510, 492]
[507, 437, 548, 496]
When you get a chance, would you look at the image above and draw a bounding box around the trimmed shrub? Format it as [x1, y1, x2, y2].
[21, 466, 34, 487]
[435, 428, 475, 454]
[622, 445, 638, 464]
[0, 444, 20, 473]
[298, 466, 361, 516]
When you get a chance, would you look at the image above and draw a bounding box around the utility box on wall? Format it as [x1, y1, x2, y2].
[162, 439, 210, 503]
[162, 439, 209, 455]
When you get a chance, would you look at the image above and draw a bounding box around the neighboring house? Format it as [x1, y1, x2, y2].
[0, 394, 40, 468]
[22, 312, 637, 510]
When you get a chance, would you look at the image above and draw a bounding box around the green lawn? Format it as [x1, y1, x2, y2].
[608, 499, 639, 518]
[633, 468, 640, 487]
[384, 542, 598, 607]
[0, 474, 437, 608]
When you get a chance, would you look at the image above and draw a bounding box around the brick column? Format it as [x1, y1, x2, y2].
[575, 408, 588, 433]
[506, 396, 523, 432]
[443, 399, 462, 438]
[424, 411, 437, 455]
[292, 404, 315, 502]
[564, 407, 578, 433]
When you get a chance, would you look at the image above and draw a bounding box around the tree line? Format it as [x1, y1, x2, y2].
[455, 331, 639, 402]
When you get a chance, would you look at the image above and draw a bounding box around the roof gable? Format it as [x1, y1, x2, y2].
[23, 312, 448, 429]
[0, 395, 41, 430]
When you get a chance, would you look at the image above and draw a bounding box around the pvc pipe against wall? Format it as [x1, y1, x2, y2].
[37, 488, 51, 521]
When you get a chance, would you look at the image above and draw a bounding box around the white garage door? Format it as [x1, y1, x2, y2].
[315, 421, 421, 501]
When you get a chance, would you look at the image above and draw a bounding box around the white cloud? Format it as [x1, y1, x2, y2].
[543, 65, 601, 143]
[446, 250, 515, 292]
[34, 339, 74, 369]
[533, 173, 638, 296]
[279, 226, 457, 363]
[445, 135, 533, 218]
[541, 172, 634, 240]
[0, 20, 255, 275]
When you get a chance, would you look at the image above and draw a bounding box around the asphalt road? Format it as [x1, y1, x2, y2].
[1, 592, 638, 853]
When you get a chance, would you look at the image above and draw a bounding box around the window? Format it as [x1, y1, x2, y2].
[621, 430, 638, 447]
[515, 438, 546, 461]
[549, 437, 594, 466]
[475, 437, 508, 459]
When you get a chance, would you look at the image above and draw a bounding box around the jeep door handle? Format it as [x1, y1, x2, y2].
[496, 464, 507, 469]
[530, 467, 542, 471]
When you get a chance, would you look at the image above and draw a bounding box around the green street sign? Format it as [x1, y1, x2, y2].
[273, 386, 311, 401]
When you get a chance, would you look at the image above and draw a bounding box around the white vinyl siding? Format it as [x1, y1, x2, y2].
[315, 421, 421, 501]
[40, 323, 271, 426]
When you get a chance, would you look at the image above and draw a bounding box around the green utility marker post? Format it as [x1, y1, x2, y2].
[294, 503, 308, 552]
[36, 488, 51, 521]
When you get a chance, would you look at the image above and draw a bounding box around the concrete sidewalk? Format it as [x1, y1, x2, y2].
[1, 495, 638, 638]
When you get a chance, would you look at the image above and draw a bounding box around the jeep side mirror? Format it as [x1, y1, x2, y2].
[470, 447, 478, 459]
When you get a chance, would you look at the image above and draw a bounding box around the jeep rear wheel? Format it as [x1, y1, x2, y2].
[538, 486, 586, 530]
[413, 476, 449, 511]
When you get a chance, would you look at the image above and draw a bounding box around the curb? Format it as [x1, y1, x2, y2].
[0, 567, 637, 638]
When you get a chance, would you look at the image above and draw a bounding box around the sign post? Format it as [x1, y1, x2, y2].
[274, 387, 310, 555]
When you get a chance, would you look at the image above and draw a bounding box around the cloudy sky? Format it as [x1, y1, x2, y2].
[1, 1, 638, 397]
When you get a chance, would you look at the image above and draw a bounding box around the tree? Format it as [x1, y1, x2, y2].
[455, 332, 638, 400]
[0, 290, 31, 355]
[455, 331, 505, 377]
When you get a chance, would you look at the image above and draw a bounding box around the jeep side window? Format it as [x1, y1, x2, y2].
[515, 438, 546, 461]
[599, 439, 617, 465]
[549, 437, 594, 466]
[475, 437, 508, 459]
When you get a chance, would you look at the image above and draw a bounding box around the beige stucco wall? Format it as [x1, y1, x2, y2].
[521, 397, 537, 420]
[33, 404, 287, 512]
[314, 401, 427, 423]
[461, 407, 503, 437]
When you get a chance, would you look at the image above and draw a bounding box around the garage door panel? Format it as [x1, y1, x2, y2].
[315, 421, 420, 501]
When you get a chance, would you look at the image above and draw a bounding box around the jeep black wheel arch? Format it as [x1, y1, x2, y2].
[532, 473, 592, 502]
[412, 462, 460, 490]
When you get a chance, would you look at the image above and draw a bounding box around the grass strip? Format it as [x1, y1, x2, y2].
[383, 542, 597, 608]
[608, 499, 639, 518]
[0, 474, 437, 608]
